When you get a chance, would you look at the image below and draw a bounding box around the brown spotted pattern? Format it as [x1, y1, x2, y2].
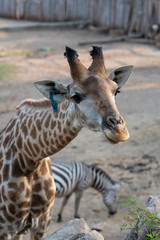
[0, 47, 131, 239]
[0, 98, 82, 240]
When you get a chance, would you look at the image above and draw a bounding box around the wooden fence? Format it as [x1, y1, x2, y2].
[0, 0, 160, 34]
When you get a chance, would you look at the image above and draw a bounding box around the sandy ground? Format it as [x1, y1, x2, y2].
[0, 19, 160, 240]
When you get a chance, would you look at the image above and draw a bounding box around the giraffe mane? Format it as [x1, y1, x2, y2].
[16, 98, 52, 110]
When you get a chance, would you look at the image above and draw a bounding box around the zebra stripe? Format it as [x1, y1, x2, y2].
[91, 166, 115, 193]
[52, 160, 119, 199]
[51, 161, 83, 196]
[51, 161, 120, 220]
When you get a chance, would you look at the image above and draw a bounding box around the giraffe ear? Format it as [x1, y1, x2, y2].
[108, 65, 133, 88]
[34, 80, 69, 102]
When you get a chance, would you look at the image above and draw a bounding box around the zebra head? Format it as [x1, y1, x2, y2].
[103, 184, 120, 215]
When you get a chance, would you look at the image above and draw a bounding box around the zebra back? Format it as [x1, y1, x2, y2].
[51, 161, 89, 197]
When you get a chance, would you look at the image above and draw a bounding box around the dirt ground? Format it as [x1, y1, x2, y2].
[0, 19, 160, 240]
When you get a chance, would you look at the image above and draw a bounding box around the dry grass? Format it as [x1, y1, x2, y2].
[0, 48, 53, 59]
[0, 62, 16, 81]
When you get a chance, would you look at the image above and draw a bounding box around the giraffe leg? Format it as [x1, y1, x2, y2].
[30, 229, 45, 240]
[30, 211, 52, 240]
[30, 225, 47, 240]
[12, 235, 23, 240]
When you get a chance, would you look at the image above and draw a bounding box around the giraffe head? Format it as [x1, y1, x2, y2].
[35, 46, 133, 144]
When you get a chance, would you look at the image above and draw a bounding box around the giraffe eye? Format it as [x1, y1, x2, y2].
[71, 94, 83, 104]
[114, 88, 121, 96]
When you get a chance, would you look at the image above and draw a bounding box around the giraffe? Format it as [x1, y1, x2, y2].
[0, 46, 133, 240]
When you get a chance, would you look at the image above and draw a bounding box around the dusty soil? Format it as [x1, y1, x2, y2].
[0, 19, 160, 240]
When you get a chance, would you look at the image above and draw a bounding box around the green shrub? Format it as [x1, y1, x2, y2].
[120, 199, 160, 240]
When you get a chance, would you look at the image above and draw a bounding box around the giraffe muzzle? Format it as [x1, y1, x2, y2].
[103, 116, 130, 144]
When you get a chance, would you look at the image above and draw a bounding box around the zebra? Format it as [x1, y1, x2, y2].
[51, 161, 120, 222]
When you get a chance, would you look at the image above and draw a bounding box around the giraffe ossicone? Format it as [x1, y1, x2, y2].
[0, 46, 133, 240]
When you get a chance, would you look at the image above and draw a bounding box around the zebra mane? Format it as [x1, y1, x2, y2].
[89, 165, 115, 189]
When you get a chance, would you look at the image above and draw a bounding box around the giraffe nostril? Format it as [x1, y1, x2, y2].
[107, 116, 125, 128]
[120, 117, 125, 126]
[107, 116, 118, 127]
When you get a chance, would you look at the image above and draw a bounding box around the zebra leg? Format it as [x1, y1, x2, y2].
[74, 191, 83, 218]
[57, 194, 72, 222]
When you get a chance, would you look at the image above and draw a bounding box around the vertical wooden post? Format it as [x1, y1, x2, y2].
[128, 0, 142, 35]
[111, 0, 116, 28]
[0, 0, 4, 17]
[123, 0, 132, 32]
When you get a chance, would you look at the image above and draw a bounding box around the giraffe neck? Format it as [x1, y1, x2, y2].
[11, 98, 82, 171]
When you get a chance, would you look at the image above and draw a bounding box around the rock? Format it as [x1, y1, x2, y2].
[146, 195, 160, 218]
[44, 218, 104, 240]
[124, 224, 138, 240]
[91, 222, 107, 232]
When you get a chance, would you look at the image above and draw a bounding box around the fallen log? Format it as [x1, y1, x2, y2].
[79, 36, 127, 46]
[79, 36, 155, 46]
[0, 20, 89, 32]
